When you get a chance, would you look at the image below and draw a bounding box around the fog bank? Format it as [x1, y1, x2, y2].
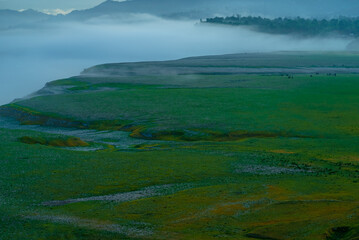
[0, 15, 351, 104]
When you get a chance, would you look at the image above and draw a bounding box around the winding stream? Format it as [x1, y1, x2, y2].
[0, 116, 156, 150]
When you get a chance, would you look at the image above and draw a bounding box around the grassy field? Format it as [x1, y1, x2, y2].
[1, 52, 359, 239]
[1, 127, 359, 240]
[12, 74, 359, 138]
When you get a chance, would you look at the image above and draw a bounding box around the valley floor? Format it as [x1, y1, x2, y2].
[1, 52, 359, 239]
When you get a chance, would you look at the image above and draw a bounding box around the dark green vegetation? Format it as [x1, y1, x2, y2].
[1, 52, 359, 239]
[204, 16, 359, 37]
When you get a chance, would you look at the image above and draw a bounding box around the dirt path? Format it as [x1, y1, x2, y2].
[42, 183, 194, 206]
[25, 214, 154, 238]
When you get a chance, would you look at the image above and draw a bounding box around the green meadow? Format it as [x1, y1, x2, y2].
[1, 52, 359, 239]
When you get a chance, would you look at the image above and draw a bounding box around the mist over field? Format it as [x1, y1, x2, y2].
[0, 15, 352, 104]
[2, 2, 359, 239]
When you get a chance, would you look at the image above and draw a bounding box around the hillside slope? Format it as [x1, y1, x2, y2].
[1, 52, 359, 239]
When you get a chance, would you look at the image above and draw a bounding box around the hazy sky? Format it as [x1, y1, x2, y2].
[0, 0, 111, 11]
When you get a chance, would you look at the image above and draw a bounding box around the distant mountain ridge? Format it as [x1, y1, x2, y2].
[68, 0, 359, 20]
[0, 9, 50, 30]
[1, 0, 359, 30]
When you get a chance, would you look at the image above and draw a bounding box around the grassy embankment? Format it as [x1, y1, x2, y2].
[1, 52, 359, 239]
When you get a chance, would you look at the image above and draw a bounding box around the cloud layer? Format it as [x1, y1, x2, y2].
[0, 16, 351, 104]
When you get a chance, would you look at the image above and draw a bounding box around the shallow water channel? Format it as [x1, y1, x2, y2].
[0, 116, 155, 150]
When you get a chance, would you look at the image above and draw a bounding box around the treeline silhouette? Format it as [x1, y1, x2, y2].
[203, 16, 359, 37]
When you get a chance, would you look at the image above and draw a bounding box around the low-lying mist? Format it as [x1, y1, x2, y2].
[0, 15, 352, 105]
